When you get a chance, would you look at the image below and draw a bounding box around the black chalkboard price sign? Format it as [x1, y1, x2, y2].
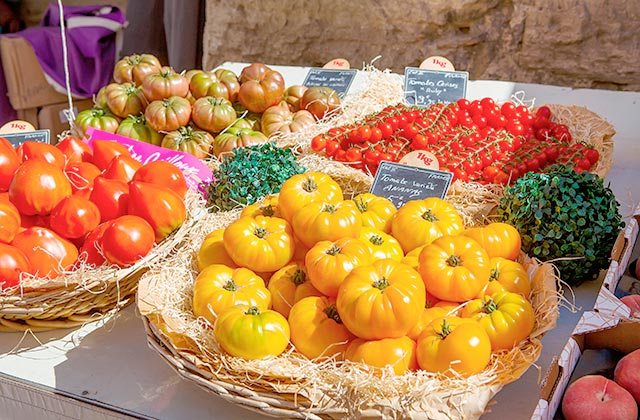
[2, 129, 50, 147]
[370, 161, 454, 208]
[302, 68, 357, 98]
[403, 67, 468, 107]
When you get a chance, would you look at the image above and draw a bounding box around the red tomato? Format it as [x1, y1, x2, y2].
[56, 136, 92, 164]
[89, 177, 129, 222]
[79, 221, 112, 267]
[91, 140, 131, 170]
[65, 162, 101, 198]
[325, 140, 340, 157]
[585, 148, 600, 165]
[127, 181, 186, 242]
[101, 215, 155, 267]
[17, 141, 65, 168]
[9, 161, 72, 216]
[11, 227, 78, 278]
[131, 161, 188, 199]
[536, 106, 551, 119]
[0, 138, 19, 192]
[0, 199, 20, 243]
[50, 196, 101, 239]
[310, 135, 327, 152]
[0, 243, 31, 289]
[102, 155, 141, 182]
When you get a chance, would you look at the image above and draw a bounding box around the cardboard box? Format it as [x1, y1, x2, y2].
[38, 99, 93, 141]
[533, 313, 640, 419]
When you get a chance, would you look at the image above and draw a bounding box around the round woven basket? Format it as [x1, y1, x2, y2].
[0, 192, 204, 332]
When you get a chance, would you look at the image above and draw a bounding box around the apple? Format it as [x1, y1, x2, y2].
[562, 375, 637, 420]
[615, 348, 640, 404]
[620, 295, 640, 317]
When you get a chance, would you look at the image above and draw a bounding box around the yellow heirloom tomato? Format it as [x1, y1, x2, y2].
[337, 259, 426, 340]
[197, 228, 237, 271]
[460, 291, 535, 351]
[483, 257, 531, 297]
[192, 265, 271, 324]
[418, 235, 490, 302]
[289, 296, 353, 360]
[463, 222, 521, 261]
[240, 194, 281, 218]
[278, 172, 343, 223]
[345, 336, 417, 375]
[391, 197, 464, 253]
[416, 316, 491, 376]
[215, 305, 289, 360]
[293, 200, 362, 248]
[353, 193, 396, 233]
[359, 227, 404, 261]
[268, 263, 322, 318]
[306, 238, 373, 297]
[223, 215, 295, 272]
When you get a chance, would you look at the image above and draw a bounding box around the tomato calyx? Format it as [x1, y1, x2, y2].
[354, 197, 368, 213]
[482, 298, 498, 314]
[302, 178, 318, 193]
[244, 306, 261, 315]
[253, 227, 268, 239]
[292, 269, 306, 286]
[372, 277, 390, 291]
[446, 255, 462, 267]
[223, 280, 238, 292]
[489, 268, 500, 281]
[421, 209, 439, 222]
[259, 204, 275, 217]
[325, 244, 342, 256]
[438, 319, 452, 339]
[322, 203, 337, 214]
[368, 235, 384, 246]
[324, 304, 343, 324]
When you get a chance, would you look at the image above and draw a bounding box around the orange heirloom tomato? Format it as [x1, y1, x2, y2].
[102, 155, 141, 183]
[12, 227, 78, 278]
[278, 172, 343, 223]
[391, 197, 464, 253]
[418, 235, 490, 302]
[483, 257, 531, 297]
[337, 259, 426, 340]
[0, 137, 19, 192]
[407, 306, 453, 341]
[345, 336, 417, 376]
[49, 196, 101, 239]
[463, 222, 522, 261]
[145, 96, 192, 132]
[197, 229, 236, 271]
[359, 227, 404, 261]
[268, 263, 322, 318]
[289, 296, 353, 360]
[0, 243, 31, 289]
[353, 193, 396, 233]
[17, 141, 65, 169]
[91, 140, 131, 171]
[401, 244, 426, 270]
[192, 265, 270, 324]
[305, 238, 373, 297]
[79, 221, 112, 266]
[132, 161, 188, 199]
[460, 291, 535, 351]
[416, 316, 491, 376]
[56, 135, 92, 164]
[127, 181, 186, 242]
[292, 200, 362, 248]
[0, 199, 20, 243]
[223, 216, 294, 273]
[65, 162, 101, 198]
[240, 195, 280, 218]
[90, 177, 129, 222]
[9, 161, 72, 216]
[101, 215, 155, 267]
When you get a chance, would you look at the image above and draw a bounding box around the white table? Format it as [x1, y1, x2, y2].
[1, 65, 639, 420]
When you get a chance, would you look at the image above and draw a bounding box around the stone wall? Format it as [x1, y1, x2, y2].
[202, 0, 640, 91]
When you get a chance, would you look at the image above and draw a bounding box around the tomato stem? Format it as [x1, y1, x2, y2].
[326, 244, 342, 256]
[446, 255, 461, 267]
[260, 204, 275, 217]
[254, 227, 268, 238]
[421, 209, 438, 222]
[292, 269, 306, 286]
[245, 306, 261, 315]
[302, 178, 318, 193]
[354, 197, 368, 213]
[223, 280, 238, 292]
[372, 277, 389, 290]
[322, 203, 337, 214]
[369, 235, 384, 246]
[489, 268, 499, 281]
[483, 298, 498, 313]
[324, 304, 343, 324]
[439, 319, 452, 339]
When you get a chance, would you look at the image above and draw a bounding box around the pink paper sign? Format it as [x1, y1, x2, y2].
[84, 128, 213, 194]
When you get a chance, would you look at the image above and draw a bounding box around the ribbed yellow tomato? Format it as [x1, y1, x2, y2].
[407, 306, 452, 341]
[337, 259, 426, 340]
[292, 200, 362, 248]
[278, 172, 343, 223]
[463, 222, 521, 261]
[289, 296, 353, 360]
[214, 305, 289, 359]
[359, 227, 404, 261]
[268, 263, 322, 318]
[240, 195, 281, 218]
[197, 229, 236, 271]
[223, 216, 294, 272]
[483, 257, 531, 297]
[400, 244, 426, 270]
[418, 235, 490, 302]
[391, 198, 464, 253]
[305, 238, 373, 297]
[416, 316, 491, 376]
[353, 193, 396, 233]
[192, 265, 270, 324]
[460, 291, 535, 350]
[345, 336, 417, 375]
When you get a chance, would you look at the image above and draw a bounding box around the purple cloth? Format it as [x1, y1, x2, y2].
[0, 4, 126, 124]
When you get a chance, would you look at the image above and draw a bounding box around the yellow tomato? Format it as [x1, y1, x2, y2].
[463, 222, 521, 261]
[391, 198, 464, 253]
[305, 238, 373, 297]
[337, 259, 426, 340]
[192, 265, 271, 324]
[214, 305, 289, 359]
[400, 244, 426, 270]
[407, 306, 452, 341]
[359, 227, 404, 261]
[240, 195, 281, 218]
[345, 336, 417, 375]
[483, 257, 531, 297]
[289, 296, 353, 360]
[292, 200, 362, 248]
[278, 172, 343, 223]
[353, 193, 396, 233]
[418, 235, 490, 302]
[416, 316, 491, 376]
[268, 263, 322, 318]
[223, 215, 295, 272]
[197, 229, 236, 271]
[460, 291, 535, 350]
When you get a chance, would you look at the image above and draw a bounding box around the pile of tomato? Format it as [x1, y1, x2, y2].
[192, 172, 535, 377]
[0, 136, 188, 290]
[311, 99, 600, 184]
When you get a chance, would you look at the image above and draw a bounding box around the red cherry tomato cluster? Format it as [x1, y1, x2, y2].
[0, 136, 188, 290]
[311, 99, 600, 184]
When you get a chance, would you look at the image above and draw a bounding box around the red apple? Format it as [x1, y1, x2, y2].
[562, 375, 637, 420]
[620, 295, 640, 317]
[615, 348, 640, 404]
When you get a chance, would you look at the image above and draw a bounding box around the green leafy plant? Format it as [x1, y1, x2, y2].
[206, 143, 305, 211]
[497, 165, 623, 284]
